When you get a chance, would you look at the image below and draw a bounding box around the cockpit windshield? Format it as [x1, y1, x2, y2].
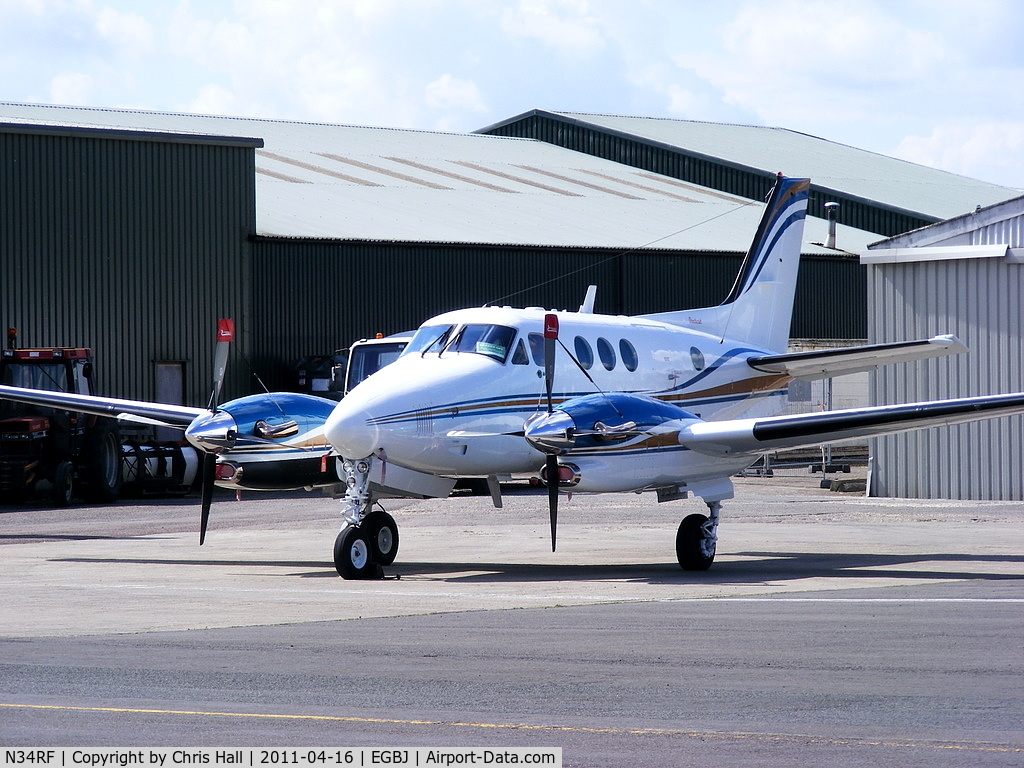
[402, 325, 455, 356]
[452, 324, 517, 362]
[402, 323, 518, 363]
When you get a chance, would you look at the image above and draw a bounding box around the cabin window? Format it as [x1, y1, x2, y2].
[511, 339, 530, 365]
[403, 325, 454, 356]
[619, 339, 638, 371]
[574, 336, 594, 369]
[453, 324, 517, 363]
[596, 337, 616, 371]
[690, 346, 706, 371]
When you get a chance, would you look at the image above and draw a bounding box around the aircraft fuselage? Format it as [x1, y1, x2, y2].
[325, 305, 791, 491]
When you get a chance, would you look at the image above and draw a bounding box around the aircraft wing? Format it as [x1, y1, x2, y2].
[746, 335, 967, 379]
[680, 391, 1024, 457]
[0, 384, 208, 427]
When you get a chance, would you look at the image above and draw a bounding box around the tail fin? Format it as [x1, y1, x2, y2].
[642, 175, 810, 352]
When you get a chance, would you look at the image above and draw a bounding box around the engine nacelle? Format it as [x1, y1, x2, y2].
[523, 393, 745, 494]
[525, 392, 698, 454]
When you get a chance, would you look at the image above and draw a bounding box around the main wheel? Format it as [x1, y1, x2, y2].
[676, 513, 715, 571]
[363, 510, 399, 566]
[334, 525, 376, 579]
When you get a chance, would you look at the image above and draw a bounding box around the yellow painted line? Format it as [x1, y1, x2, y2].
[1, 703, 1020, 753]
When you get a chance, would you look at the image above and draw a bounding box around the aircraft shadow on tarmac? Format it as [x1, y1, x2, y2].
[373, 552, 1024, 584]
[1, 533, 126, 542]
[49, 550, 1024, 585]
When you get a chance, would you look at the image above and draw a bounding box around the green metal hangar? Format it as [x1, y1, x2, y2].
[1, 104, 1019, 478]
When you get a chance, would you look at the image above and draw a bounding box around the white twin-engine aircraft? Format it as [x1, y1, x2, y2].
[323, 175, 1024, 578]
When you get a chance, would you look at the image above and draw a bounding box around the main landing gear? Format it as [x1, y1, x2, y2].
[334, 456, 400, 579]
[675, 500, 721, 571]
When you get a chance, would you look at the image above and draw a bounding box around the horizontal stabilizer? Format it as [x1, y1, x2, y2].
[681, 391, 1024, 457]
[0, 384, 208, 427]
[746, 335, 967, 380]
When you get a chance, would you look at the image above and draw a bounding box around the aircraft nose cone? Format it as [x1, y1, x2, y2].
[185, 410, 238, 453]
[524, 410, 577, 454]
[325, 402, 380, 459]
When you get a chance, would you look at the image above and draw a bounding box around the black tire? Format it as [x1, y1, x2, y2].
[82, 419, 122, 503]
[363, 510, 399, 566]
[51, 461, 75, 507]
[676, 513, 715, 571]
[334, 525, 377, 579]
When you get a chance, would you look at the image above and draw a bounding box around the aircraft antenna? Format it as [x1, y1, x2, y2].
[486, 200, 752, 307]
[235, 351, 290, 419]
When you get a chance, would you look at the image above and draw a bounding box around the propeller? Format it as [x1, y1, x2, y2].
[199, 318, 234, 545]
[199, 453, 215, 545]
[543, 313, 559, 552]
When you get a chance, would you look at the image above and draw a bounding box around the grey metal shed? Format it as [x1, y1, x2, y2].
[864, 195, 1024, 499]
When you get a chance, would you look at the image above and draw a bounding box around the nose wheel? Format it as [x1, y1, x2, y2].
[363, 509, 400, 565]
[333, 511, 399, 578]
[335, 524, 384, 579]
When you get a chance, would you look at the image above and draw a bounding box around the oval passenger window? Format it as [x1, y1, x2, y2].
[574, 336, 594, 370]
[597, 337, 616, 370]
[619, 339, 638, 371]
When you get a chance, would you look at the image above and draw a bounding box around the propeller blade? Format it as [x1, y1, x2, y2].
[208, 318, 234, 409]
[198, 319, 233, 545]
[199, 452, 215, 545]
[546, 454, 558, 552]
[542, 314, 561, 550]
[543, 313, 558, 413]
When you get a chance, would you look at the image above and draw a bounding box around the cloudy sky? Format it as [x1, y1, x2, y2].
[2, 0, 1023, 188]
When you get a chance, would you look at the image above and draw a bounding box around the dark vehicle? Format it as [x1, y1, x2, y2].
[0, 343, 121, 505]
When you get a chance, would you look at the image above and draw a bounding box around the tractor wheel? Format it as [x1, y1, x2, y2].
[82, 420, 122, 503]
[51, 461, 75, 506]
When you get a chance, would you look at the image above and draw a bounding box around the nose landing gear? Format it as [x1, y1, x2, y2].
[334, 456, 401, 579]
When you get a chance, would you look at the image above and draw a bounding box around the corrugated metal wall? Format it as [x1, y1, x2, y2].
[250, 239, 866, 391]
[483, 111, 934, 237]
[967, 216, 1024, 247]
[868, 255, 1024, 499]
[1, 126, 257, 405]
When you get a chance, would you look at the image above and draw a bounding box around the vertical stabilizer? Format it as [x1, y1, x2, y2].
[641, 175, 810, 353]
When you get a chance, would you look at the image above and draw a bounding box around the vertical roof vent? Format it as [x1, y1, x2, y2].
[824, 201, 840, 249]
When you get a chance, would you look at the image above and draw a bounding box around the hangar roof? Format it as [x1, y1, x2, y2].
[0, 102, 878, 254]
[869, 192, 1024, 250]
[503, 110, 1022, 222]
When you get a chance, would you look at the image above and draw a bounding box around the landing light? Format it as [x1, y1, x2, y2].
[215, 462, 239, 481]
[540, 461, 580, 487]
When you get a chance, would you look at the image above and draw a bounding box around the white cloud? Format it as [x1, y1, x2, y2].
[501, 0, 607, 57]
[49, 71, 94, 103]
[675, 0, 954, 127]
[184, 82, 240, 116]
[895, 123, 1024, 189]
[95, 6, 154, 61]
[425, 74, 486, 112]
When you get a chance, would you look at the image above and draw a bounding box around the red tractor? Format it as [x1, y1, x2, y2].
[0, 340, 122, 505]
